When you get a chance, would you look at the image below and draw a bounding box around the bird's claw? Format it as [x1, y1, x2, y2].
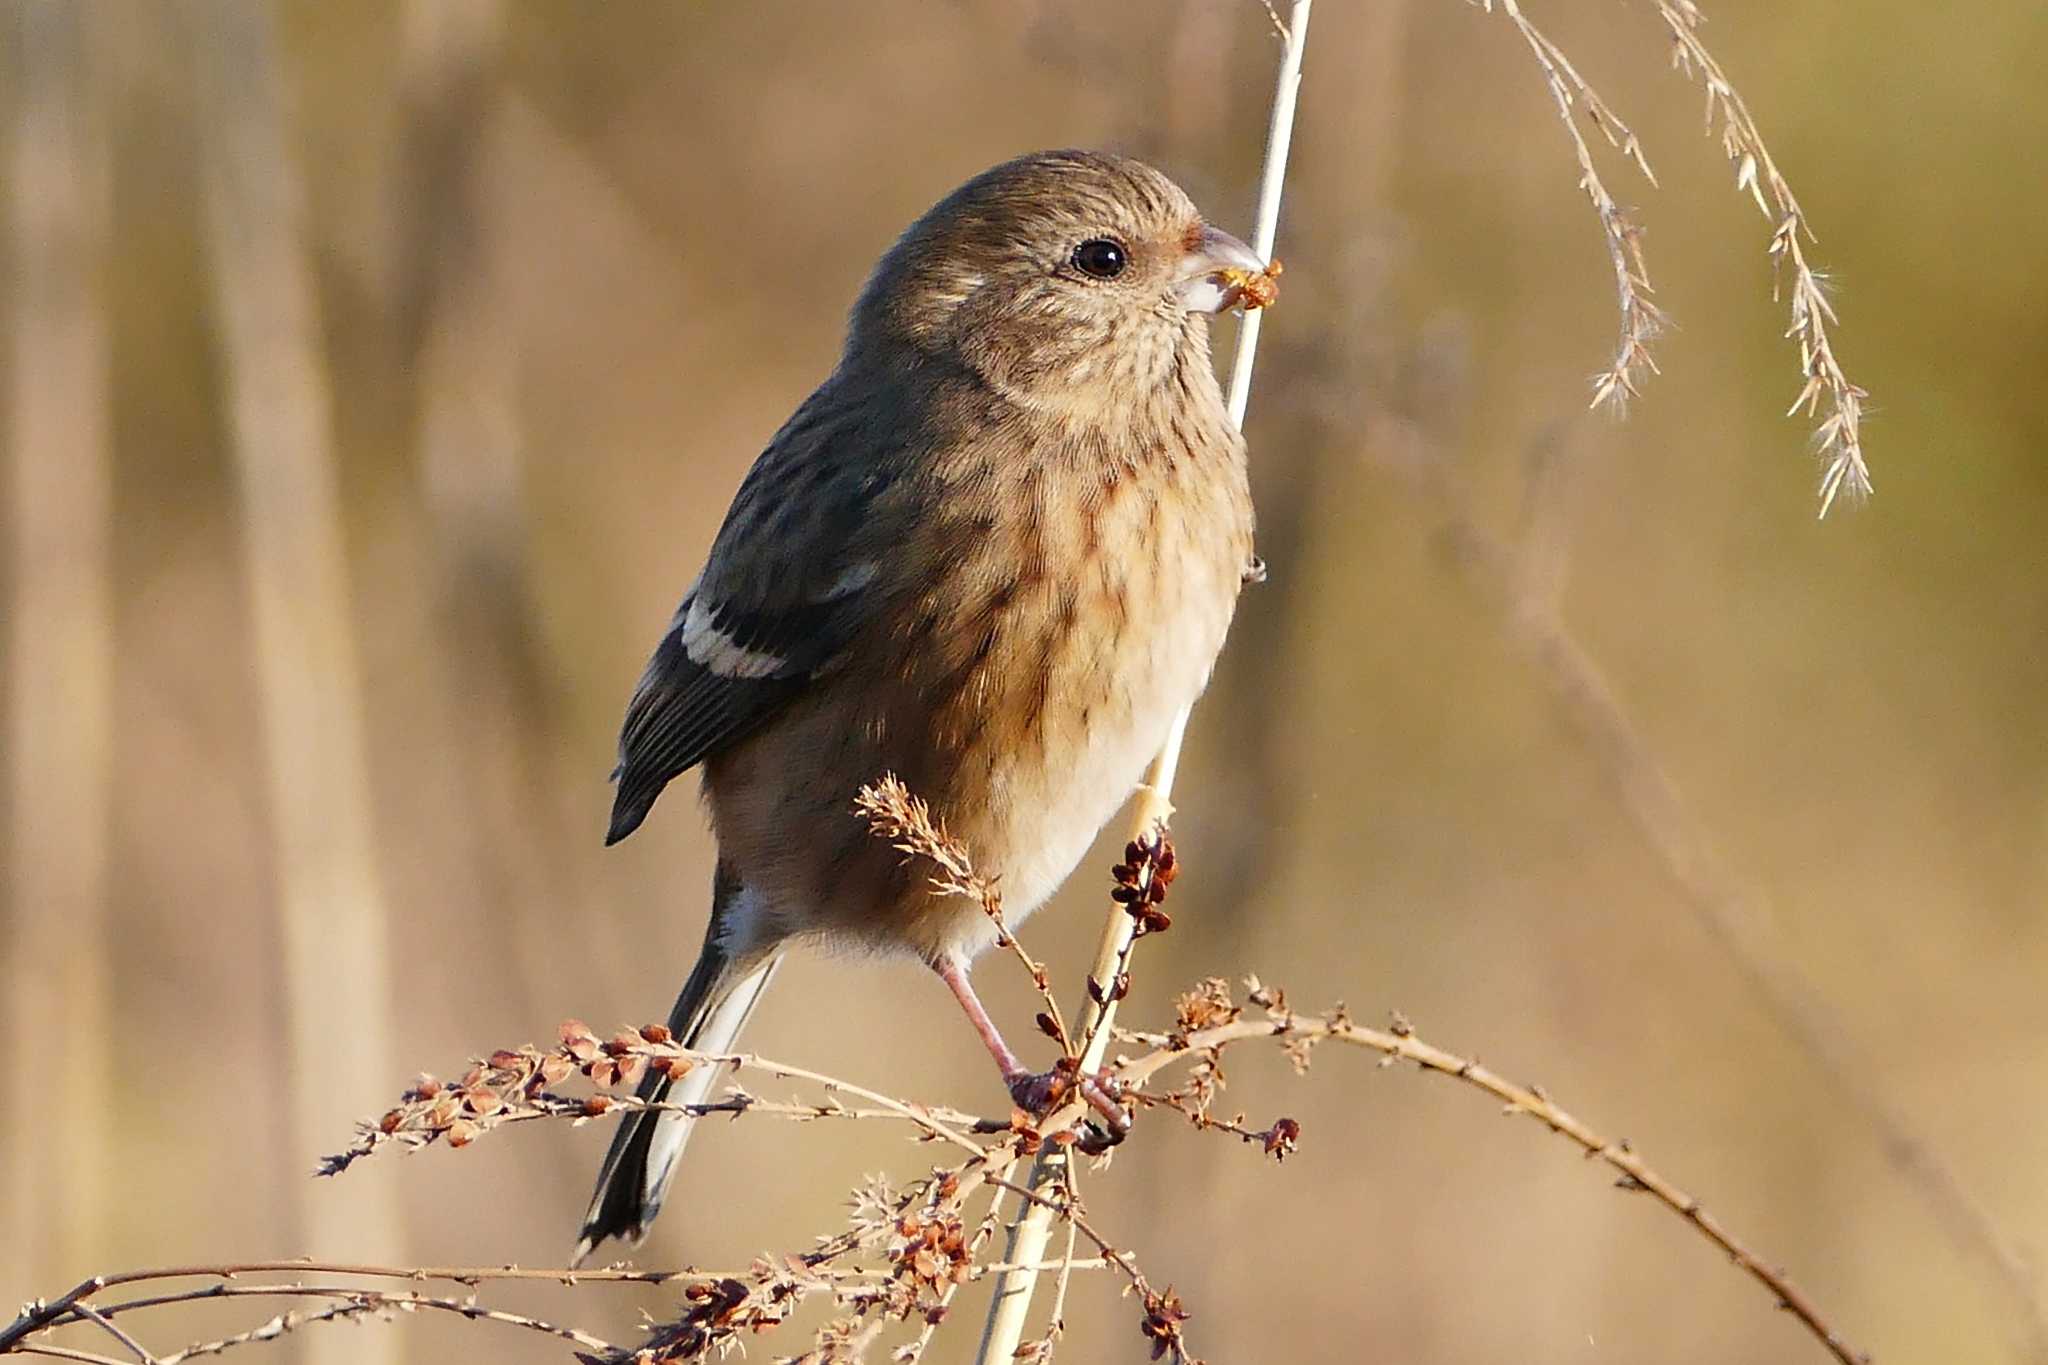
[1006, 1064, 1132, 1151]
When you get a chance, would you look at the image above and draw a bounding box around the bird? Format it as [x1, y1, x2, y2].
[575, 149, 1272, 1263]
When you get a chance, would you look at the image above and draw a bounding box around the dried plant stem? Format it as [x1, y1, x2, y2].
[1482, 0, 1664, 410]
[14, 969, 1870, 1363]
[64, 1304, 150, 1365]
[12, 1343, 124, 1365]
[319, 1027, 994, 1175]
[1, 1263, 678, 1360]
[1222, 0, 1310, 430]
[1116, 1001, 1870, 1365]
[52, 1287, 615, 1364]
[858, 777, 1073, 1052]
[1474, 0, 1874, 512]
[975, 6, 1313, 1361]
[1638, 0, 1870, 513]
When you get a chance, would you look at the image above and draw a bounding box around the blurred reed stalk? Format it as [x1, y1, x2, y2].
[4, 0, 115, 1289]
[189, 9, 403, 1363]
[390, 0, 572, 1012]
[1418, 438, 2048, 1363]
[974, 4, 1313, 1360]
[399, 0, 522, 604]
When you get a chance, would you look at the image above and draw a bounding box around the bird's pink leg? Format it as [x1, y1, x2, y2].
[931, 955, 1129, 1140]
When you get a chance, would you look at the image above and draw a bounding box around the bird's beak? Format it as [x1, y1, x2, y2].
[1174, 223, 1274, 315]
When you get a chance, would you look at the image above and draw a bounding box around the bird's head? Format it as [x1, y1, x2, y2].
[849, 150, 1273, 418]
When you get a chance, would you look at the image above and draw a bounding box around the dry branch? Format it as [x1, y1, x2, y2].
[317, 1019, 992, 1177]
[9, 961, 1873, 1365]
[11, 784, 1857, 1364]
[1120, 980, 1870, 1365]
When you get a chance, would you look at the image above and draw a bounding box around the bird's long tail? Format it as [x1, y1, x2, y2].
[573, 878, 781, 1265]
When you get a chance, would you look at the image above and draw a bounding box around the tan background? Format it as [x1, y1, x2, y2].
[4, 2, 2044, 1362]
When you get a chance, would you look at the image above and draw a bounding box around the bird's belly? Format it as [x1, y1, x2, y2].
[941, 698, 1173, 959]
[917, 563, 1237, 960]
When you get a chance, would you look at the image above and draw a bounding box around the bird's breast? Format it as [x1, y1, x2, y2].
[704, 416, 1252, 965]
[887, 435, 1252, 947]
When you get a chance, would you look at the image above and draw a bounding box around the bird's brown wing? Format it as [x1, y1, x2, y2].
[606, 394, 903, 845]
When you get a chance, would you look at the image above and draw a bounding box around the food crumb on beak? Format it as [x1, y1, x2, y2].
[1218, 257, 1283, 311]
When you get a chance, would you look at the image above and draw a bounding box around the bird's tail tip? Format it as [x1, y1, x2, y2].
[570, 1218, 648, 1270]
[605, 797, 652, 846]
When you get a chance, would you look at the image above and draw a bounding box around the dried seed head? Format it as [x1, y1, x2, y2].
[1139, 1287, 1193, 1361]
[1263, 1116, 1302, 1160]
[559, 1020, 601, 1063]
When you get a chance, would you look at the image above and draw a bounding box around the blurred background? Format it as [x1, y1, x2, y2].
[4, 2, 2044, 1362]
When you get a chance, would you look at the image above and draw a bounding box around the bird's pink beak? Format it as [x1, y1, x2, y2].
[1175, 223, 1272, 314]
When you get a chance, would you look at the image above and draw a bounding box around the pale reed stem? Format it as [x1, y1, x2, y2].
[973, 6, 1314, 1360]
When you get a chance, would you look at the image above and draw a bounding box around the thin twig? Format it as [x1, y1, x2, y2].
[1478, 0, 1665, 410]
[1036, 1216, 1082, 1362]
[1115, 987, 1870, 1365]
[321, 1029, 990, 1175]
[2, 1263, 691, 1359]
[11, 1346, 129, 1365]
[156, 1302, 372, 1365]
[59, 1309, 152, 1365]
[981, 1179, 1155, 1306]
[857, 776, 1072, 1055]
[10, 1285, 624, 1364]
[894, 1150, 1026, 1364]
[140, 1288, 616, 1359]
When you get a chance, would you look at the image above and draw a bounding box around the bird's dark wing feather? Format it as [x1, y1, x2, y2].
[606, 394, 899, 845]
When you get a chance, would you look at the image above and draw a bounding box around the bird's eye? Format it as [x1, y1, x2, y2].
[1070, 238, 1128, 280]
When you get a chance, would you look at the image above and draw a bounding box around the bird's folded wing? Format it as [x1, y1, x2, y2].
[607, 410, 895, 845]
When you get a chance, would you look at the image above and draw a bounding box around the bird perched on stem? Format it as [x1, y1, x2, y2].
[577, 149, 1275, 1263]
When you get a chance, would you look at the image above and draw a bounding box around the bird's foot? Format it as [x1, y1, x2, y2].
[1006, 1060, 1131, 1153]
